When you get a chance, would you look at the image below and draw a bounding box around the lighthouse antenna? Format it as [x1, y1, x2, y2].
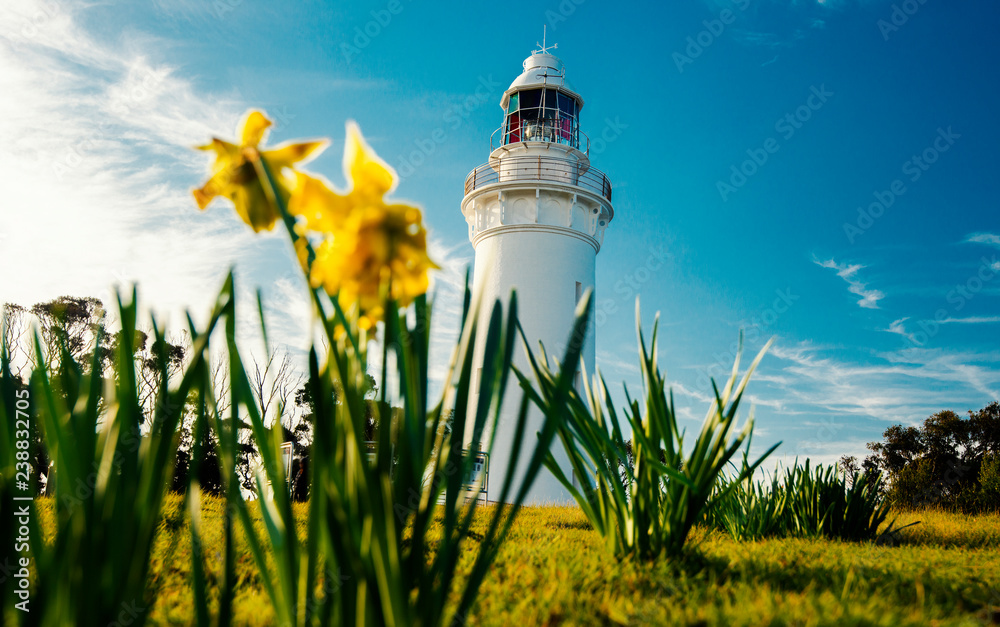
[534, 25, 558, 55]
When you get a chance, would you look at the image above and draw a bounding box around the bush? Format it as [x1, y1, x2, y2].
[705, 459, 891, 542]
[782, 461, 890, 541]
[977, 452, 1000, 512]
[703, 450, 788, 542]
[518, 304, 777, 559]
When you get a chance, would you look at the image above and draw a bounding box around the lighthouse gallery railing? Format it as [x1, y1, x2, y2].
[464, 156, 612, 202]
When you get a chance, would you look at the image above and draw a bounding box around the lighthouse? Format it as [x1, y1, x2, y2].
[462, 44, 614, 503]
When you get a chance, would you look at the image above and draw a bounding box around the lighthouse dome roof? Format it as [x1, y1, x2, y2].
[501, 53, 584, 110]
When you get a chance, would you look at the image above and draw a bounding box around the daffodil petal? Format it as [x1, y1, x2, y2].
[241, 110, 272, 147]
[197, 138, 241, 166]
[192, 168, 236, 209]
[265, 140, 328, 171]
[193, 114, 439, 326]
[288, 172, 352, 233]
[344, 121, 396, 200]
[192, 187, 216, 210]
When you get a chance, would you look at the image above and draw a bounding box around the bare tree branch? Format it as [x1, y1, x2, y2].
[238, 348, 304, 492]
[211, 356, 232, 417]
[2, 303, 31, 379]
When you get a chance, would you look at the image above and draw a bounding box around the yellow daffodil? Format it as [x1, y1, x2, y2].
[287, 122, 395, 235]
[311, 202, 437, 327]
[194, 113, 437, 328]
[193, 110, 326, 232]
[287, 172, 353, 234]
[305, 123, 438, 325]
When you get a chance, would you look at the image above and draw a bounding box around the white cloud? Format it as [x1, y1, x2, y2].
[0, 0, 258, 335]
[939, 316, 1000, 325]
[0, 0, 472, 401]
[966, 232, 1000, 248]
[595, 348, 640, 377]
[883, 316, 1000, 352]
[698, 0, 848, 51]
[885, 317, 918, 343]
[671, 381, 713, 405]
[0, 0, 415, 381]
[814, 257, 885, 308]
[763, 341, 1000, 427]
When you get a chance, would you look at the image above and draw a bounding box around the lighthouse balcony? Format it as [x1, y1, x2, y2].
[464, 155, 612, 202]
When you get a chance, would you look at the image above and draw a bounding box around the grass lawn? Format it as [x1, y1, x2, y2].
[36, 495, 1000, 626]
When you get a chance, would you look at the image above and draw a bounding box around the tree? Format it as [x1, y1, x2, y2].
[2, 304, 31, 380]
[968, 402, 1000, 457]
[119, 329, 187, 426]
[5, 296, 110, 492]
[863, 402, 1000, 511]
[31, 296, 108, 376]
[1, 306, 47, 489]
[238, 350, 304, 493]
[839, 455, 859, 488]
[171, 413, 225, 495]
[867, 424, 923, 477]
[838, 454, 879, 489]
[287, 372, 379, 501]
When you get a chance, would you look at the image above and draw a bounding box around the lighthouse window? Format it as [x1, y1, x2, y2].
[502, 88, 579, 149]
[505, 91, 526, 144]
[506, 111, 521, 143]
[558, 92, 577, 144]
[557, 91, 575, 117]
[519, 89, 541, 111]
[513, 89, 540, 142]
[542, 89, 559, 118]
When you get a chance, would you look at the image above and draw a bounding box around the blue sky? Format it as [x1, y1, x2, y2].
[1, 0, 997, 467]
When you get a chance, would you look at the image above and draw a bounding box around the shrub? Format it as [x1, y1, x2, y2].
[782, 461, 890, 541]
[977, 452, 1000, 512]
[705, 459, 891, 542]
[703, 446, 788, 542]
[517, 303, 778, 559]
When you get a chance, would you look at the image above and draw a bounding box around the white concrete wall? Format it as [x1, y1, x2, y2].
[469, 227, 596, 504]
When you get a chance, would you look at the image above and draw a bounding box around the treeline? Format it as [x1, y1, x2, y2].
[843, 402, 1000, 513]
[2, 295, 341, 500]
[8, 296, 998, 512]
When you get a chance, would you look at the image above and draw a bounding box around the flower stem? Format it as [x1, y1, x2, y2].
[250, 156, 360, 355]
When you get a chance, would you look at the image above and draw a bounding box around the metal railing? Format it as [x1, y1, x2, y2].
[491, 123, 591, 154]
[464, 155, 612, 202]
[493, 105, 584, 151]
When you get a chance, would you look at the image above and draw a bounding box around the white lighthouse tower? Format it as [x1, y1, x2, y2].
[462, 44, 614, 503]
